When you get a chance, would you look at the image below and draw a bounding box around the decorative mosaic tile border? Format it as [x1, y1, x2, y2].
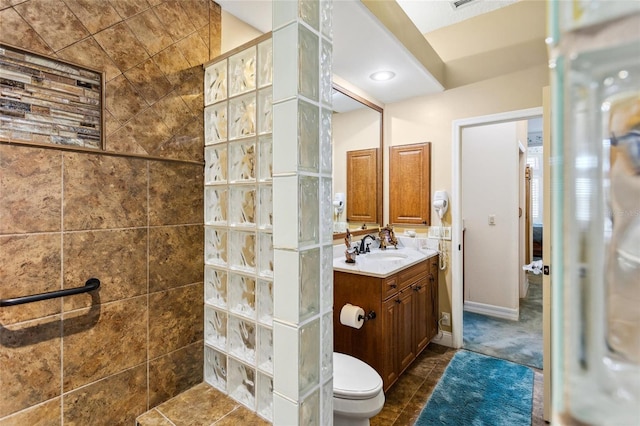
[0, 44, 103, 149]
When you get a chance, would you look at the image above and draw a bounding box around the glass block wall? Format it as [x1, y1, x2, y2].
[271, 0, 334, 424]
[204, 0, 333, 425]
[203, 1, 332, 423]
[203, 35, 275, 421]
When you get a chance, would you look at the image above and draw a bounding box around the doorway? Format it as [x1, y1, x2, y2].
[451, 107, 547, 416]
[456, 117, 544, 371]
[451, 107, 543, 348]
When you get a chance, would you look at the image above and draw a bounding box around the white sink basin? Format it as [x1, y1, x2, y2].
[333, 246, 437, 278]
[364, 251, 408, 261]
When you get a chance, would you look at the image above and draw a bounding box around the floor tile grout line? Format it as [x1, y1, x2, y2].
[156, 408, 177, 426]
[398, 376, 427, 426]
[209, 405, 242, 425]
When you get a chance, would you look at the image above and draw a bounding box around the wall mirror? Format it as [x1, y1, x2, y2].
[332, 83, 383, 238]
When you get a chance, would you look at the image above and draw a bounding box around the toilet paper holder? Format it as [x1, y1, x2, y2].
[358, 311, 377, 322]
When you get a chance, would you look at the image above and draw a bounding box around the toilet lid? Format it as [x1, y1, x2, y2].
[333, 352, 383, 400]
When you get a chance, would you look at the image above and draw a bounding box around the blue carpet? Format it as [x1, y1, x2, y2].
[415, 350, 533, 426]
[463, 273, 543, 369]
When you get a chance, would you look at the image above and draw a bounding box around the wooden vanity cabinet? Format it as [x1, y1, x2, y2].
[334, 256, 439, 391]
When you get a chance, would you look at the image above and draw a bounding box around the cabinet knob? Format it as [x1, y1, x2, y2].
[414, 285, 422, 291]
[395, 298, 401, 304]
[390, 283, 397, 288]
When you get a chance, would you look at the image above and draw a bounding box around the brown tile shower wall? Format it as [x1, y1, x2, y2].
[0, 1, 220, 424]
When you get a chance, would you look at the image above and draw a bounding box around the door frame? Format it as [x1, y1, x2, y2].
[451, 106, 543, 348]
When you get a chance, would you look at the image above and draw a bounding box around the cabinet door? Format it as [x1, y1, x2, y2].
[382, 297, 399, 389]
[389, 142, 431, 225]
[397, 288, 415, 374]
[347, 148, 380, 224]
[413, 278, 430, 355]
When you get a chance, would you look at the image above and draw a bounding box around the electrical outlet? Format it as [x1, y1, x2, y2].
[441, 312, 451, 327]
[427, 226, 451, 240]
[428, 227, 440, 238]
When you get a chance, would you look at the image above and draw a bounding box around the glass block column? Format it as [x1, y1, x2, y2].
[272, 0, 334, 425]
[203, 35, 275, 421]
[548, 1, 640, 424]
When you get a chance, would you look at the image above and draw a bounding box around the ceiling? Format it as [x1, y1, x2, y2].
[215, 0, 547, 106]
[396, 0, 517, 33]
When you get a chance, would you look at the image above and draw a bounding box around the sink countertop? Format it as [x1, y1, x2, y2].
[333, 247, 438, 278]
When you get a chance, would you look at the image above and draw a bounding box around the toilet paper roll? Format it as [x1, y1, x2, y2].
[340, 303, 365, 329]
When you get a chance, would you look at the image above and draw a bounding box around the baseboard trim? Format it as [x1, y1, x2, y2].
[464, 301, 518, 321]
[432, 330, 454, 348]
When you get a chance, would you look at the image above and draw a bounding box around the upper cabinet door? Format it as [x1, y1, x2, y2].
[347, 147, 380, 224]
[389, 142, 431, 225]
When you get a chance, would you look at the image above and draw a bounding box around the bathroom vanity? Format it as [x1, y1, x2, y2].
[333, 248, 439, 391]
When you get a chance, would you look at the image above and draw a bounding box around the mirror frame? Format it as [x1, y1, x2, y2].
[332, 82, 384, 240]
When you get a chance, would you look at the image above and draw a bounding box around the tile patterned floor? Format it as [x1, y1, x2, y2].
[138, 344, 545, 426]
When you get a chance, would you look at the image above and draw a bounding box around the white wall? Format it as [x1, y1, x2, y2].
[221, 10, 262, 53]
[461, 122, 520, 315]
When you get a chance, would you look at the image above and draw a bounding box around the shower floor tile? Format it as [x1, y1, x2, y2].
[136, 382, 269, 426]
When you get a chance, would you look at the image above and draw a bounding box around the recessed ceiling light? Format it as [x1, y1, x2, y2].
[370, 71, 395, 81]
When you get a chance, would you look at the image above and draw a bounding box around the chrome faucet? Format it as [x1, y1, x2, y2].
[359, 234, 377, 253]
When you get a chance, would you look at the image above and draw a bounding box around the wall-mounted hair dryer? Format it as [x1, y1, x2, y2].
[433, 190, 449, 220]
[333, 192, 345, 215]
[433, 190, 449, 271]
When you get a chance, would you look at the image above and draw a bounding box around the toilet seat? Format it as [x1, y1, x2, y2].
[333, 352, 383, 400]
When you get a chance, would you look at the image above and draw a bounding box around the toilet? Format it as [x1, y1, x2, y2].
[333, 352, 385, 426]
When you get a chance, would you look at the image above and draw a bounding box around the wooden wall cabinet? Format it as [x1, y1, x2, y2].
[346, 148, 381, 224]
[334, 256, 439, 391]
[389, 142, 431, 225]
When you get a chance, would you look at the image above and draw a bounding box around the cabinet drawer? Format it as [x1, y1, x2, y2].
[397, 261, 428, 289]
[382, 276, 398, 300]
